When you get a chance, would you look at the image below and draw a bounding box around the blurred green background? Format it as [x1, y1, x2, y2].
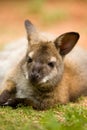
[0, 1, 87, 130]
[0, 0, 87, 49]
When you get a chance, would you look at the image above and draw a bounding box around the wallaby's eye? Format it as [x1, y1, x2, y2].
[27, 57, 33, 63]
[48, 62, 55, 68]
[27, 51, 34, 63]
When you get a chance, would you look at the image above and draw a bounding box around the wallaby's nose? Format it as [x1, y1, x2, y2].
[29, 68, 41, 83]
[29, 63, 42, 84]
[29, 70, 41, 83]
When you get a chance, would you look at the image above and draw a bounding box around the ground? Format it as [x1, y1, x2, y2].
[0, 102, 87, 130]
[0, 0, 87, 130]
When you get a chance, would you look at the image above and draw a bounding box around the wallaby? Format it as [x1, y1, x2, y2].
[0, 20, 87, 110]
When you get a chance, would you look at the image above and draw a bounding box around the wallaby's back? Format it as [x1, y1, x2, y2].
[63, 46, 87, 101]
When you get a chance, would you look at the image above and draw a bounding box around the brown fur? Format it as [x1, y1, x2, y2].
[0, 20, 87, 110]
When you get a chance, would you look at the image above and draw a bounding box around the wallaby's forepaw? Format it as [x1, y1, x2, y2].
[2, 98, 19, 108]
[0, 90, 11, 106]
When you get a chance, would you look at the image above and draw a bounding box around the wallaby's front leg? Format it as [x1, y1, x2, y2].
[0, 80, 16, 105]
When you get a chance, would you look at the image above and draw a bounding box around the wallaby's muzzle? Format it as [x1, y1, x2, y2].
[29, 63, 44, 85]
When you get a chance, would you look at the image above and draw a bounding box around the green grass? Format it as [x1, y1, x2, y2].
[0, 103, 87, 130]
[41, 9, 69, 26]
[27, 0, 45, 14]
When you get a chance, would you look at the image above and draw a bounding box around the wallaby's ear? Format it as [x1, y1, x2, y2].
[54, 32, 80, 55]
[24, 20, 38, 44]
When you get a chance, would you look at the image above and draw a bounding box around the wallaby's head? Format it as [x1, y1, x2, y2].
[23, 20, 79, 92]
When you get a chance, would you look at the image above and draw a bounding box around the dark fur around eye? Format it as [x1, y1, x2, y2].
[27, 57, 33, 63]
[48, 62, 55, 68]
